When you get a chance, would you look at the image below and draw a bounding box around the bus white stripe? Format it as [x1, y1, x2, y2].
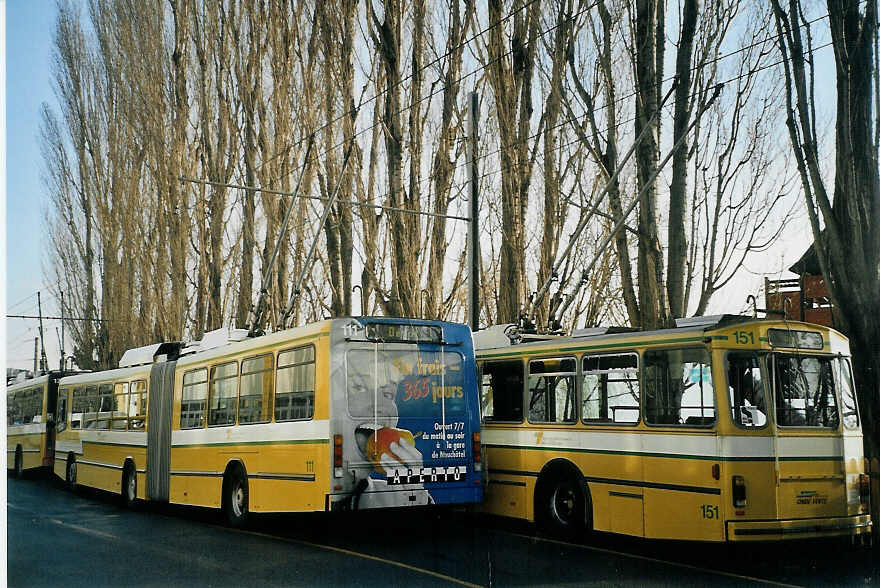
[80, 430, 148, 447]
[171, 419, 330, 446]
[56, 440, 84, 454]
[7, 423, 47, 435]
[484, 430, 844, 460]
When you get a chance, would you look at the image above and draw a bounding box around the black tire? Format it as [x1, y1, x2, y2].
[122, 463, 137, 508]
[66, 456, 78, 492]
[538, 476, 586, 538]
[13, 447, 23, 479]
[223, 468, 249, 528]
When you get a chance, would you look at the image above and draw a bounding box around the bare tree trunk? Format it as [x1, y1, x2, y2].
[371, 0, 419, 317]
[634, 0, 670, 329]
[425, 0, 473, 319]
[536, 0, 573, 329]
[487, 0, 540, 324]
[666, 0, 698, 319]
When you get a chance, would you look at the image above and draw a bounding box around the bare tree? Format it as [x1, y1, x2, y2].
[772, 0, 880, 453]
[485, 0, 541, 323]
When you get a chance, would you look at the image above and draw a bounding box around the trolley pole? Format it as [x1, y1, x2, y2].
[33, 338, 38, 376]
[467, 91, 480, 333]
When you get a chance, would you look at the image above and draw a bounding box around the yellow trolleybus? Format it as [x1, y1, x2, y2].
[55, 318, 483, 525]
[7, 372, 64, 477]
[475, 315, 872, 542]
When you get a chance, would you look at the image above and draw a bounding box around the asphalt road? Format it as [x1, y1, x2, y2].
[7, 473, 879, 587]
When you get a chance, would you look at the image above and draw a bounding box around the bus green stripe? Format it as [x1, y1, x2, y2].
[171, 438, 330, 449]
[81, 440, 146, 449]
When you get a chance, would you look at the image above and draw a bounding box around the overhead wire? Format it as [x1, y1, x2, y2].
[319, 2, 842, 227]
[253, 0, 545, 178]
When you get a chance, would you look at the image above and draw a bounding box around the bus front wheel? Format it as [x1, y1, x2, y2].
[222, 468, 249, 528]
[13, 446, 23, 478]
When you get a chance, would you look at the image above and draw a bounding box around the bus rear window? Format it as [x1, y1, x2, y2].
[773, 354, 839, 428]
[347, 348, 465, 418]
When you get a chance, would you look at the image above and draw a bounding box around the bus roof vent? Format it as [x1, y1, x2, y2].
[673, 314, 753, 330]
[119, 342, 184, 367]
[571, 327, 611, 337]
[473, 324, 520, 350]
[192, 327, 249, 353]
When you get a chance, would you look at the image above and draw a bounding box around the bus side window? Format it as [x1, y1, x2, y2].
[56, 389, 68, 433]
[113, 382, 130, 430]
[181, 369, 208, 429]
[528, 358, 577, 424]
[644, 348, 715, 426]
[71, 387, 86, 429]
[726, 353, 766, 428]
[129, 381, 147, 429]
[240, 354, 273, 424]
[481, 360, 524, 422]
[276, 346, 315, 422]
[83, 386, 99, 429]
[583, 354, 640, 424]
[96, 384, 114, 430]
[208, 361, 239, 427]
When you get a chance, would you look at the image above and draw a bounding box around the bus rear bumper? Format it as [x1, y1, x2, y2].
[727, 515, 872, 541]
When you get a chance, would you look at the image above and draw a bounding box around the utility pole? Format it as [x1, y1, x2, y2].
[37, 292, 48, 373]
[60, 290, 66, 372]
[33, 338, 38, 376]
[467, 91, 480, 333]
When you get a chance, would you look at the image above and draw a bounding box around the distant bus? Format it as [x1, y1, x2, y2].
[7, 372, 63, 477]
[54, 318, 483, 525]
[475, 316, 872, 542]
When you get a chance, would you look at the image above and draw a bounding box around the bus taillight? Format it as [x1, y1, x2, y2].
[732, 475, 747, 508]
[473, 432, 481, 472]
[859, 473, 870, 508]
[334, 435, 343, 478]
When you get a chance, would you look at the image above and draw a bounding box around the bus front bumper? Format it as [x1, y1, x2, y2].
[727, 514, 872, 541]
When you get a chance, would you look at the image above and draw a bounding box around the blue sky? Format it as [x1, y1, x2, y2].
[5, 1, 62, 372]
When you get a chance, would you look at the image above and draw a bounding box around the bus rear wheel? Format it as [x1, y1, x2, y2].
[223, 468, 249, 528]
[538, 476, 586, 538]
[66, 456, 77, 491]
[121, 463, 137, 508]
[13, 447, 23, 478]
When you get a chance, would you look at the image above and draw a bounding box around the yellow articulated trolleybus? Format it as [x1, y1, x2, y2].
[53, 317, 483, 525]
[7, 371, 65, 478]
[475, 315, 872, 542]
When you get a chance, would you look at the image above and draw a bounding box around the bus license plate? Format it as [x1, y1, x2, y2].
[386, 466, 467, 485]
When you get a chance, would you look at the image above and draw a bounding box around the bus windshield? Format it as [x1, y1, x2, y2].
[772, 354, 839, 428]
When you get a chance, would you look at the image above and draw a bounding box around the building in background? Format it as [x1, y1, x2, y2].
[765, 242, 835, 327]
